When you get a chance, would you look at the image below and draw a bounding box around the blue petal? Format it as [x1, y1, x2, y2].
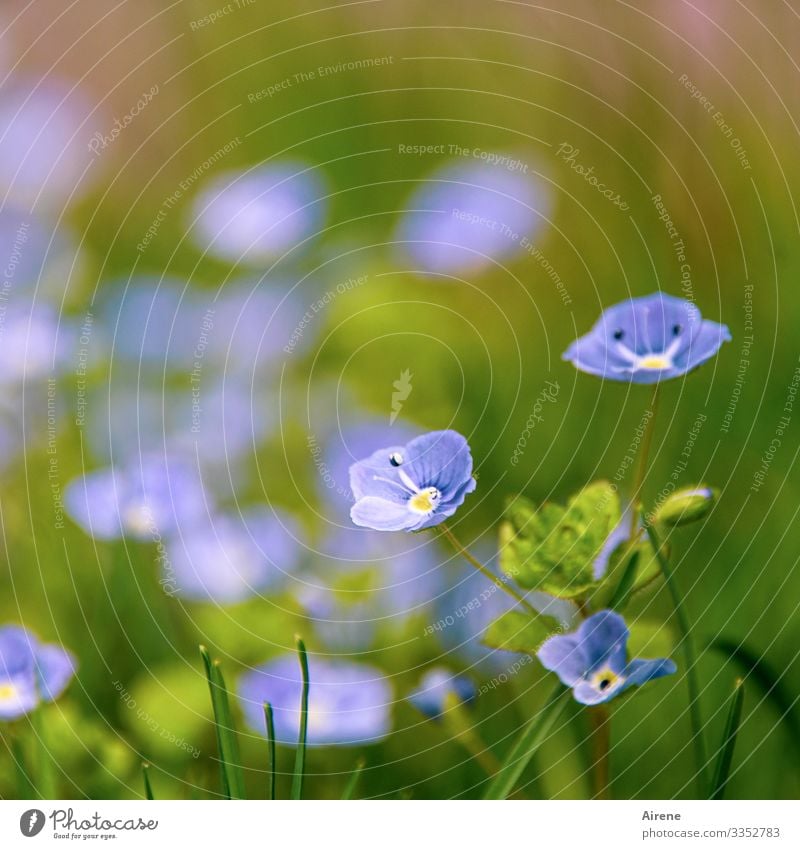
[64, 469, 126, 540]
[35, 644, 76, 702]
[349, 445, 409, 503]
[0, 672, 38, 719]
[350, 497, 419, 531]
[0, 626, 36, 676]
[622, 657, 677, 690]
[674, 319, 732, 372]
[537, 633, 587, 686]
[577, 611, 629, 675]
[402, 430, 474, 498]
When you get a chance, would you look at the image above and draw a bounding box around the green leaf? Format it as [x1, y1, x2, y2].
[499, 481, 620, 598]
[291, 636, 310, 801]
[482, 609, 560, 654]
[199, 645, 246, 800]
[710, 679, 745, 800]
[482, 684, 571, 799]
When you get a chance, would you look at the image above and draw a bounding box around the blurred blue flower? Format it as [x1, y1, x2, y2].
[396, 159, 552, 275]
[349, 430, 476, 531]
[408, 667, 475, 718]
[165, 507, 302, 602]
[0, 303, 71, 386]
[64, 455, 208, 541]
[238, 655, 392, 745]
[0, 77, 102, 208]
[0, 625, 76, 720]
[563, 293, 731, 383]
[297, 528, 444, 650]
[190, 162, 326, 264]
[537, 610, 676, 705]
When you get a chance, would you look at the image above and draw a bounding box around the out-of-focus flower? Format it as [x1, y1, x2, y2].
[238, 655, 392, 745]
[0, 625, 76, 720]
[297, 529, 444, 650]
[165, 507, 302, 602]
[190, 162, 326, 264]
[537, 610, 676, 705]
[64, 455, 208, 541]
[349, 430, 476, 531]
[0, 77, 102, 208]
[434, 543, 578, 674]
[396, 159, 552, 275]
[408, 667, 475, 718]
[563, 293, 731, 383]
[0, 303, 71, 385]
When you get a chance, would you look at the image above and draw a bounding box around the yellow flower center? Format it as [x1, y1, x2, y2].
[638, 355, 671, 370]
[591, 668, 622, 693]
[0, 682, 18, 703]
[408, 487, 440, 514]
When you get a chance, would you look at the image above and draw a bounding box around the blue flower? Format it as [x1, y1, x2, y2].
[190, 162, 326, 264]
[349, 430, 476, 531]
[238, 655, 392, 746]
[165, 507, 302, 603]
[537, 610, 676, 705]
[396, 160, 552, 275]
[0, 626, 76, 720]
[563, 293, 731, 383]
[408, 668, 475, 718]
[64, 455, 208, 541]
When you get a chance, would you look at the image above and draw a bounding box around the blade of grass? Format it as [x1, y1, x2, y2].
[710, 679, 745, 799]
[264, 702, 276, 800]
[291, 636, 310, 800]
[199, 645, 245, 799]
[483, 683, 570, 800]
[709, 637, 800, 764]
[142, 762, 155, 800]
[341, 758, 366, 800]
[645, 525, 708, 796]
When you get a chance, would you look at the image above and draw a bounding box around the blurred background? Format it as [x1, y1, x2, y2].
[0, 0, 798, 799]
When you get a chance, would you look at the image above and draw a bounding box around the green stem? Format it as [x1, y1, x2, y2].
[629, 384, 661, 539]
[440, 525, 539, 617]
[710, 679, 745, 799]
[264, 702, 276, 800]
[588, 706, 611, 799]
[645, 524, 708, 795]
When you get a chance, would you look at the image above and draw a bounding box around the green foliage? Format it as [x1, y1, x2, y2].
[499, 481, 620, 599]
[482, 609, 560, 654]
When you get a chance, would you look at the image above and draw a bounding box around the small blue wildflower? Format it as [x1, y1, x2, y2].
[349, 430, 476, 531]
[166, 507, 302, 603]
[190, 162, 326, 263]
[0, 626, 76, 720]
[64, 455, 207, 541]
[537, 610, 676, 705]
[408, 668, 476, 718]
[238, 655, 392, 746]
[563, 293, 731, 383]
[396, 160, 552, 275]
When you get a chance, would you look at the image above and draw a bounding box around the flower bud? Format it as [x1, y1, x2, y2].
[654, 486, 716, 526]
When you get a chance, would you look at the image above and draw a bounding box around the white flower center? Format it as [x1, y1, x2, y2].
[408, 487, 441, 515]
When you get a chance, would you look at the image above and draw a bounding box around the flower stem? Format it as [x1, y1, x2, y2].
[440, 524, 539, 617]
[629, 384, 661, 539]
[645, 524, 708, 796]
[588, 705, 611, 799]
